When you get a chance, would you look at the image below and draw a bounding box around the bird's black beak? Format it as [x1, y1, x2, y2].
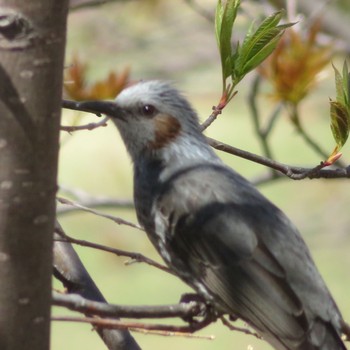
[63, 100, 125, 120]
[77, 101, 125, 120]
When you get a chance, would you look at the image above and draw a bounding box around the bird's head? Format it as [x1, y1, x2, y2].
[77, 80, 206, 161]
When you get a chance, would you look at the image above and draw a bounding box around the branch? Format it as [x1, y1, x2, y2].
[54, 226, 173, 274]
[60, 116, 109, 132]
[244, 75, 348, 185]
[206, 137, 350, 179]
[57, 196, 142, 230]
[53, 291, 204, 319]
[53, 222, 142, 350]
[52, 315, 215, 337]
[200, 91, 237, 131]
[220, 316, 261, 340]
[200, 105, 223, 131]
[57, 185, 133, 214]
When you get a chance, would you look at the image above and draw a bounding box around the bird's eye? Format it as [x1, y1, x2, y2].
[141, 104, 157, 117]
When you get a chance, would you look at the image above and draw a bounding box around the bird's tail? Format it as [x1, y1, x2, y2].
[299, 318, 347, 350]
[341, 320, 350, 344]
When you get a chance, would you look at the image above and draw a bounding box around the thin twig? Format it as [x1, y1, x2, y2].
[57, 186, 133, 214]
[57, 196, 142, 230]
[57, 197, 134, 214]
[200, 106, 223, 131]
[59, 185, 133, 206]
[60, 116, 109, 132]
[52, 315, 215, 337]
[126, 328, 215, 339]
[54, 226, 173, 274]
[220, 316, 262, 340]
[207, 136, 350, 179]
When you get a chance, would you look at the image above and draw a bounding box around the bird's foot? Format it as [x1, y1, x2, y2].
[179, 293, 220, 326]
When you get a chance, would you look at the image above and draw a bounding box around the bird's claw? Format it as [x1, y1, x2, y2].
[179, 293, 219, 325]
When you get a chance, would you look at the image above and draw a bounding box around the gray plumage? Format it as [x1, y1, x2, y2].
[77, 81, 348, 350]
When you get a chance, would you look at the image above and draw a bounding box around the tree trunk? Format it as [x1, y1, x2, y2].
[0, 1, 68, 349]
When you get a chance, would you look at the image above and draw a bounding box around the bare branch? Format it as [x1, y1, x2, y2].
[57, 196, 142, 230]
[200, 106, 223, 131]
[57, 186, 133, 214]
[52, 314, 215, 336]
[53, 291, 204, 319]
[54, 226, 173, 274]
[121, 328, 214, 339]
[53, 222, 142, 350]
[220, 316, 261, 340]
[206, 137, 350, 180]
[60, 116, 109, 132]
[200, 92, 237, 131]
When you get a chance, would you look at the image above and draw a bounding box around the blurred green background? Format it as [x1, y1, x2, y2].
[55, 1, 350, 349]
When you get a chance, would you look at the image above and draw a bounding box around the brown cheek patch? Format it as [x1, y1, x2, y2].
[150, 114, 181, 149]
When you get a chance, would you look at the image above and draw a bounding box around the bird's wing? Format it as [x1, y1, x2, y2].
[152, 164, 344, 349]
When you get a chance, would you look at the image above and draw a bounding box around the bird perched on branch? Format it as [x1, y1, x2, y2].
[76, 80, 349, 350]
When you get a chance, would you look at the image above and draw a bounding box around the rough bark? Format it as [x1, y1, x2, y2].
[0, 1, 68, 349]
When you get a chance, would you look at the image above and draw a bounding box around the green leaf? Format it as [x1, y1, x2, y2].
[215, 0, 224, 45]
[241, 10, 283, 52]
[215, 0, 240, 87]
[333, 63, 345, 106]
[234, 11, 292, 79]
[239, 28, 283, 75]
[329, 61, 350, 152]
[330, 100, 350, 147]
[223, 56, 232, 80]
[342, 60, 350, 106]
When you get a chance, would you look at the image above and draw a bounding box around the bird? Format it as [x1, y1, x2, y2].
[75, 80, 349, 350]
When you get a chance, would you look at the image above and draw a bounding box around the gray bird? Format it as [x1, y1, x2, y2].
[76, 80, 349, 350]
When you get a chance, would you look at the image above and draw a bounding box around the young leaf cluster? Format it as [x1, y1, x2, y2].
[215, 0, 292, 105]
